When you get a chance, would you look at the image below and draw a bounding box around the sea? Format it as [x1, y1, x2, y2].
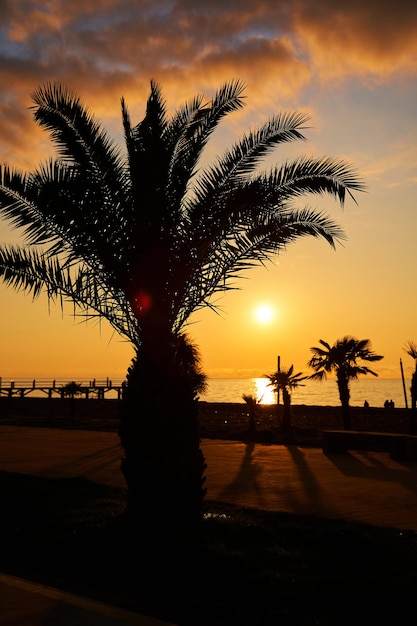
[201, 377, 410, 408]
[0, 377, 412, 409]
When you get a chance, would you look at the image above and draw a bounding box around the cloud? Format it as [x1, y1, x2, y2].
[293, 0, 417, 78]
[0, 0, 416, 170]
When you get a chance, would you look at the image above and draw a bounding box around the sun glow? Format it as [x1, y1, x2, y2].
[254, 304, 274, 324]
[253, 378, 276, 404]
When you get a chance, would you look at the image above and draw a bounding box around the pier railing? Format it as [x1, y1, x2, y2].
[0, 378, 124, 400]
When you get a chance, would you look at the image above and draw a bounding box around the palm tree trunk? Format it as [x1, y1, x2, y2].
[337, 374, 351, 430]
[248, 408, 257, 437]
[411, 372, 417, 435]
[118, 334, 207, 538]
[69, 394, 75, 418]
[282, 389, 293, 442]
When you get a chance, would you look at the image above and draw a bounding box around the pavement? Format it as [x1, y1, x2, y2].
[0, 571, 176, 625]
[1, 425, 417, 624]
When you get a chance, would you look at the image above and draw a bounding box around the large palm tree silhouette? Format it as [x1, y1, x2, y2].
[0, 81, 364, 531]
[308, 336, 383, 429]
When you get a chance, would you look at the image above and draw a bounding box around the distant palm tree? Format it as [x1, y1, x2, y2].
[308, 336, 383, 429]
[242, 393, 260, 436]
[62, 381, 82, 397]
[265, 365, 307, 440]
[403, 340, 417, 434]
[62, 380, 82, 417]
[0, 80, 364, 532]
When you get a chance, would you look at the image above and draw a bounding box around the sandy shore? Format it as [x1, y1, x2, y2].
[0, 397, 412, 446]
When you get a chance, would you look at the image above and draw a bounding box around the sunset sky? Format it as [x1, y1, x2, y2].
[0, 0, 416, 382]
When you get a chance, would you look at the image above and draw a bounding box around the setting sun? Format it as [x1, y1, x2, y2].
[254, 304, 274, 324]
[0, 1, 415, 384]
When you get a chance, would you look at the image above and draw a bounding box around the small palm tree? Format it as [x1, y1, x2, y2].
[242, 393, 260, 436]
[403, 341, 417, 434]
[0, 81, 365, 532]
[308, 336, 383, 429]
[265, 365, 307, 440]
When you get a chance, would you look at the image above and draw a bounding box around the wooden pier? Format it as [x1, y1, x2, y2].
[0, 378, 124, 400]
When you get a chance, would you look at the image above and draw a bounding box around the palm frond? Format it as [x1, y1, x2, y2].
[244, 206, 346, 250]
[1, 161, 129, 281]
[133, 79, 168, 141]
[124, 81, 173, 238]
[0, 163, 71, 247]
[190, 111, 310, 207]
[185, 154, 360, 261]
[404, 341, 417, 360]
[121, 96, 134, 162]
[176, 205, 346, 325]
[31, 83, 122, 168]
[166, 80, 246, 206]
[266, 156, 367, 205]
[31, 82, 129, 213]
[164, 94, 206, 209]
[164, 93, 205, 148]
[0, 244, 138, 344]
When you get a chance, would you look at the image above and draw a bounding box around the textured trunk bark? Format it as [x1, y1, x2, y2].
[337, 375, 351, 430]
[118, 333, 207, 537]
[410, 372, 417, 435]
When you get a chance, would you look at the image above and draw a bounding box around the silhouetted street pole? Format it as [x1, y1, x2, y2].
[277, 355, 281, 409]
[400, 358, 408, 409]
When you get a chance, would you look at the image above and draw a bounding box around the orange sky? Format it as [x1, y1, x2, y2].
[0, 0, 416, 381]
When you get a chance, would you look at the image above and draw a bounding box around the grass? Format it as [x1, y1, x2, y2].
[2, 469, 417, 625]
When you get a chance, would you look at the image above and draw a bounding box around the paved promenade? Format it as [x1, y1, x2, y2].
[1, 425, 417, 625]
[1, 425, 417, 530]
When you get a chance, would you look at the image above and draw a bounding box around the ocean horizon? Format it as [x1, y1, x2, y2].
[201, 377, 410, 408]
[0, 376, 412, 408]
